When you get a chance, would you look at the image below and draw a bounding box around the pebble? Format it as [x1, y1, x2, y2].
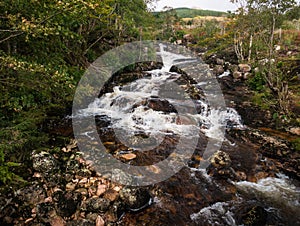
[120, 153, 137, 160]
[96, 215, 105, 226]
[96, 184, 107, 196]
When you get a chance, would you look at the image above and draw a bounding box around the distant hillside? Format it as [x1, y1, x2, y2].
[153, 7, 228, 18]
[175, 7, 227, 18]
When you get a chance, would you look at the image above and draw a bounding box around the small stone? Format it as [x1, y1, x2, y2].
[78, 178, 88, 187]
[243, 72, 251, 80]
[236, 171, 247, 181]
[104, 189, 119, 202]
[113, 186, 121, 192]
[213, 65, 225, 75]
[238, 64, 251, 73]
[233, 71, 242, 79]
[67, 219, 94, 226]
[33, 172, 42, 178]
[146, 165, 161, 174]
[290, 127, 300, 136]
[96, 215, 105, 226]
[229, 64, 239, 73]
[87, 197, 111, 213]
[89, 186, 97, 196]
[216, 58, 225, 65]
[210, 151, 231, 168]
[255, 171, 269, 180]
[49, 216, 65, 226]
[119, 187, 152, 211]
[86, 213, 98, 222]
[32, 151, 60, 175]
[66, 182, 77, 191]
[120, 153, 137, 161]
[96, 184, 107, 196]
[176, 115, 195, 125]
[75, 188, 88, 196]
[36, 202, 55, 222]
[16, 184, 47, 206]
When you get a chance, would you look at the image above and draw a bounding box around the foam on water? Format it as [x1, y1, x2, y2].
[77, 45, 244, 141]
[235, 174, 300, 209]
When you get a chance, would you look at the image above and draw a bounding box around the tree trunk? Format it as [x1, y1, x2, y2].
[248, 34, 253, 62]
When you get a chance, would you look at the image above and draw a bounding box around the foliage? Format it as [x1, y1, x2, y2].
[0, 0, 156, 184]
[152, 7, 180, 41]
[230, 0, 298, 114]
[247, 72, 266, 91]
[291, 138, 300, 152]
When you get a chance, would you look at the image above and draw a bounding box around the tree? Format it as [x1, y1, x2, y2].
[231, 0, 297, 113]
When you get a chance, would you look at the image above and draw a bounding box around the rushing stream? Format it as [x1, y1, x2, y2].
[73, 43, 300, 225]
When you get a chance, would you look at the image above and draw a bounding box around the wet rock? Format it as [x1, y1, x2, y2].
[86, 197, 111, 213]
[191, 202, 236, 226]
[210, 151, 232, 169]
[32, 151, 60, 175]
[119, 187, 152, 211]
[95, 115, 111, 128]
[207, 151, 235, 179]
[55, 191, 81, 217]
[147, 98, 177, 113]
[235, 203, 268, 226]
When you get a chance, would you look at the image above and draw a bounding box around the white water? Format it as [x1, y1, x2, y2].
[191, 174, 300, 225]
[235, 174, 300, 210]
[78, 45, 243, 141]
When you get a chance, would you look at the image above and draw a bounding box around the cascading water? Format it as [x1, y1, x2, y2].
[78, 44, 243, 141]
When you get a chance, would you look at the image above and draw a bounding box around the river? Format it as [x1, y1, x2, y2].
[71, 43, 300, 225]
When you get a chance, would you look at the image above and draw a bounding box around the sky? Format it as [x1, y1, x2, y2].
[151, 0, 238, 12]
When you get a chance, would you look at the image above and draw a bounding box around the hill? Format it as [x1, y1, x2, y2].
[153, 7, 228, 18]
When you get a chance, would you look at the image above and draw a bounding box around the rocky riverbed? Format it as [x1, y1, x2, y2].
[1, 45, 299, 226]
